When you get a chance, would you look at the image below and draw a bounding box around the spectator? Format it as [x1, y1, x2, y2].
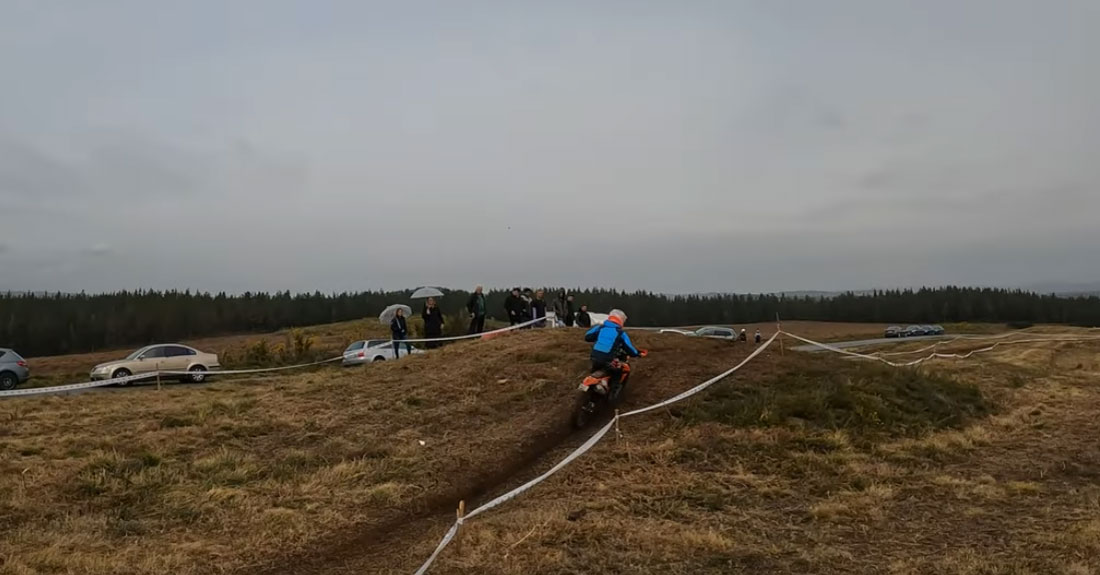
[422, 297, 444, 349]
[552, 290, 567, 326]
[390, 308, 412, 358]
[504, 287, 524, 326]
[564, 294, 576, 327]
[520, 288, 534, 327]
[466, 286, 487, 334]
[739, 328, 747, 342]
[575, 304, 592, 328]
[531, 289, 548, 326]
[754, 329, 762, 344]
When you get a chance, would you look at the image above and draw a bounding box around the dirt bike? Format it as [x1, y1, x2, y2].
[573, 351, 646, 429]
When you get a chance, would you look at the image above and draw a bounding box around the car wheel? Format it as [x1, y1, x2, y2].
[373, 356, 386, 363]
[113, 368, 133, 386]
[0, 372, 16, 391]
[188, 365, 208, 383]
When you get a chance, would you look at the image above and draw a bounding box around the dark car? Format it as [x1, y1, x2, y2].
[903, 325, 925, 337]
[884, 326, 903, 338]
[929, 325, 946, 336]
[0, 348, 31, 391]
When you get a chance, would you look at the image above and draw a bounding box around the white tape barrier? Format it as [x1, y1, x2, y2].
[396, 316, 549, 344]
[0, 356, 347, 399]
[874, 331, 1100, 357]
[412, 332, 779, 575]
[0, 371, 178, 397]
[783, 331, 1100, 367]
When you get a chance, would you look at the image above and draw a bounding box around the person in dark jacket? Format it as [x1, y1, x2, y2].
[575, 304, 592, 328]
[584, 309, 644, 394]
[531, 289, 548, 326]
[422, 297, 444, 349]
[466, 286, 487, 334]
[552, 290, 567, 326]
[564, 294, 576, 327]
[504, 288, 524, 326]
[519, 288, 534, 327]
[390, 308, 412, 358]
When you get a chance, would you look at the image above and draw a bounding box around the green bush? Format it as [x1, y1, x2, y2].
[682, 362, 988, 438]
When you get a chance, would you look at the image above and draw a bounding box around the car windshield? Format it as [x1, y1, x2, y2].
[345, 341, 365, 351]
[125, 347, 149, 360]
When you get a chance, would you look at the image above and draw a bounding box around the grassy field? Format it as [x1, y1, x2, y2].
[421, 330, 1100, 575]
[4, 322, 1094, 575]
[17, 319, 897, 389]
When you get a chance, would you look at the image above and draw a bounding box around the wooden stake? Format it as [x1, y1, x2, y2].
[457, 500, 466, 520]
[614, 409, 622, 441]
[776, 312, 785, 356]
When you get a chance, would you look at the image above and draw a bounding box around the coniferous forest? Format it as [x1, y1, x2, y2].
[3, 287, 1099, 357]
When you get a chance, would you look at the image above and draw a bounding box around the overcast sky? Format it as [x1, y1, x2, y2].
[1, 1, 1097, 294]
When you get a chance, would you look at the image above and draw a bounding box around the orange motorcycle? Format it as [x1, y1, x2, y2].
[573, 351, 645, 429]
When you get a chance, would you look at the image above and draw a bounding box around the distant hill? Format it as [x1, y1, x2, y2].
[1023, 282, 1100, 297]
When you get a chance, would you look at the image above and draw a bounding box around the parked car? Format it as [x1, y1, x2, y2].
[884, 326, 903, 338]
[928, 325, 946, 336]
[342, 339, 423, 366]
[90, 344, 220, 385]
[658, 326, 736, 339]
[0, 348, 31, 391]
[903, 325, 926, 337]
[693, 326, 736, 339]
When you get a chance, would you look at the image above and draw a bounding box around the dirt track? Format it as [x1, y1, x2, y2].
[241, 331, 767, 575]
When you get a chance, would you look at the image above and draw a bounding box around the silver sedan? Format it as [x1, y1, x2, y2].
[342, 340, 423, 366]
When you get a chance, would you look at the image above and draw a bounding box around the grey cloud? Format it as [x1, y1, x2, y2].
[0, 1, 1098, 294]
[0, 132, 307, 204]
[0, 133, 201, 200]
[81, 243, 114, 257]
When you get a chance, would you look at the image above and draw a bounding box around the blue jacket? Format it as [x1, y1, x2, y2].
[585, 320, 640, 363]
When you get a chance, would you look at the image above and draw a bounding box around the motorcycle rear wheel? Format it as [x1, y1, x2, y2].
[573, 395, 597, 429]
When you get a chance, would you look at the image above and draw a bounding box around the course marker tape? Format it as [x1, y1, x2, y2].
[412, 332, 779, 574]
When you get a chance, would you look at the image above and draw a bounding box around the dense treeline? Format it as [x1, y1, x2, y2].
[3, 287, 1099, 357]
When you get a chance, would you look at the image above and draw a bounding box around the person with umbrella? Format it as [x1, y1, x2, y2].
[422, 297, 444, 348]
[411, 287, 446, 348]
[390, 307, 412, 358]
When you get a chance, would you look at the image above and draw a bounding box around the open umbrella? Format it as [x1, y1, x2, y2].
[410, 286, 445, 299]
[379, 304, 412, 325]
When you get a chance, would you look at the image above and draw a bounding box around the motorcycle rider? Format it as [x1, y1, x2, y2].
[584, 309, 645, 395]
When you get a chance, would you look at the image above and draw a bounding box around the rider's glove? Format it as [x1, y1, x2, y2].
[639, 349, 649, 357]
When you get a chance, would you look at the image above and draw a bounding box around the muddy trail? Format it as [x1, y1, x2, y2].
[244, 333, 758, 575]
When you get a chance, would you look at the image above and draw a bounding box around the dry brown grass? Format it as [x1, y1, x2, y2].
[4, 324, 1099, 575]
[417, 330, 1100, 575]
[0, 328, 763, 575]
